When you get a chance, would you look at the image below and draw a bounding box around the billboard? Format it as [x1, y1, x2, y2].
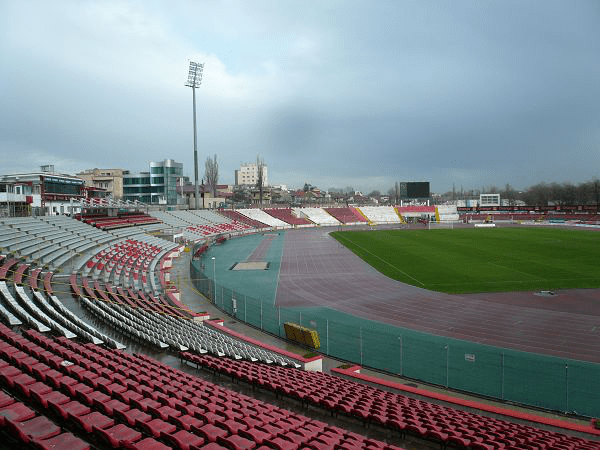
[400, 181, 430, 199]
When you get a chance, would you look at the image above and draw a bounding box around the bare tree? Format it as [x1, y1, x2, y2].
[502, 183, 516, 206]
[522, 182, 551, 206]
[386, 182, 403, 205]
[561, 182, 578, 205]
[256, 155, 265, 205]
[204, 154, 219, 198]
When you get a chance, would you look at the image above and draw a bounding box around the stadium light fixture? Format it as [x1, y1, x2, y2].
[185, 61, 204, 209]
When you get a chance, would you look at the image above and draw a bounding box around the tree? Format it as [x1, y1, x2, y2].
[204, 154, 219, 198]
[522, 182, 551, 206]
[502, 183, 516, 206]
[561, 182, 578, 205]
[256, 155, 265, 205]
[388, 181, 400, 205]
[232, 185, 251, 206]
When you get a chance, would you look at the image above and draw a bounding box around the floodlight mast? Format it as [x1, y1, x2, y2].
[185, 61, 204, 209]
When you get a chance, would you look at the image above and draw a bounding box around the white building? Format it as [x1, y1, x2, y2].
[235, 163, 268, 187]
[480, 193, 501, 207]
[0, 169, 85, 216]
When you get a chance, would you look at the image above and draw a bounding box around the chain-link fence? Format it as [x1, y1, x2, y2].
[190, 257, 600, 418]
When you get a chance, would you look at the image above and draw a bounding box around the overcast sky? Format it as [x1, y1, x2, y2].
[1, 1, 599, 194]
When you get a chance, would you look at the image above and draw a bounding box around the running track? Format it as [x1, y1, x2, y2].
[275, 227, 600, 363]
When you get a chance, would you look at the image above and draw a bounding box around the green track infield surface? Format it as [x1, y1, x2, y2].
[331, 227, 600, 293]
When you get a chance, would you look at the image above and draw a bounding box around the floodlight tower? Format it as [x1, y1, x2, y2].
[185, 61, 204, 209]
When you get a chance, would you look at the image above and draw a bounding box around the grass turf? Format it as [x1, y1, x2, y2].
[330, 227, 600, 293]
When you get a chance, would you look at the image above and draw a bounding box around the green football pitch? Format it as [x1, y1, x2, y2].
[330, 227, 600, 293]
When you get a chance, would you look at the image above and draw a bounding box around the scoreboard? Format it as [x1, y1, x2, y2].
[400, 181, 430, 199]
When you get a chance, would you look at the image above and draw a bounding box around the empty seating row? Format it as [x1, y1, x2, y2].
[72, 271, 193, 320]
[188, 209, 237, 224]
[0, 297, 22, 327]
[0, 281, 50, 333]
[0, 258, 19, 281]
[13, 263, 29, 285]
[325, 207, 369, 224]
[435, 205, 460, 222]
[0, 216, 120, 271]
[78, 213, 162, 230]
[0, 263, 124, 349]
[148, 211, 193, 228]
[82, 237, 178, 293]
[79, 280, 169, 350]
[165, 210, 218, 226]
[359, 206, 402, 224]
[181, 352, 600, 450]
[155, 210, 251, 235]
[184, 221, 252, 239]
[263, 209, 313, 226]
[14, 285, 75, 339]
[40, 290, 125, 349]
[292, 208, 340, 226]
[0, 383, 91, 449]
[219, 210, 267, 229]
[78, 276, 300, 366]
[236, 209, 291, 228]
[0, 323, 402, 450]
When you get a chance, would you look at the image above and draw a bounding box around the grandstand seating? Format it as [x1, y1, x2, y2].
[29, 268, 41, 292]
[189, 209, 237, 225]
[0, 258, 19, 281]
[237, 209, 291, 228]
[148, 210, 236, 229]
[359, 206, 402, 224]
[77, 212, 161, 230]
[292, 208, 340, 226]
[79, 215, 133, 230]
[325, 207, 368, 224]
[13, 264, 29, 285]
[146, 210, 258, 241]
[0, 323, 402, 449]
[263, 208, 313, 226]
[74, 274, 301, 366]
[4, 208, 600, 450]
[219, 210, 267, 229]
[81, 237, 178, 294]
[0, 216, 125, 271]
[0, 281, 49, 333]
[182, 352, 600, 450]
[184, 221, 252, 240]
[434, 205, 459, 222]
[0, 258, 123, 349]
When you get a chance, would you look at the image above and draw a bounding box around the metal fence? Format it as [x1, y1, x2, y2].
[190, 258, 600, 418]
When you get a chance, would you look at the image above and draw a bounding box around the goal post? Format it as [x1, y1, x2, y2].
[428, 221, 454, 230]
